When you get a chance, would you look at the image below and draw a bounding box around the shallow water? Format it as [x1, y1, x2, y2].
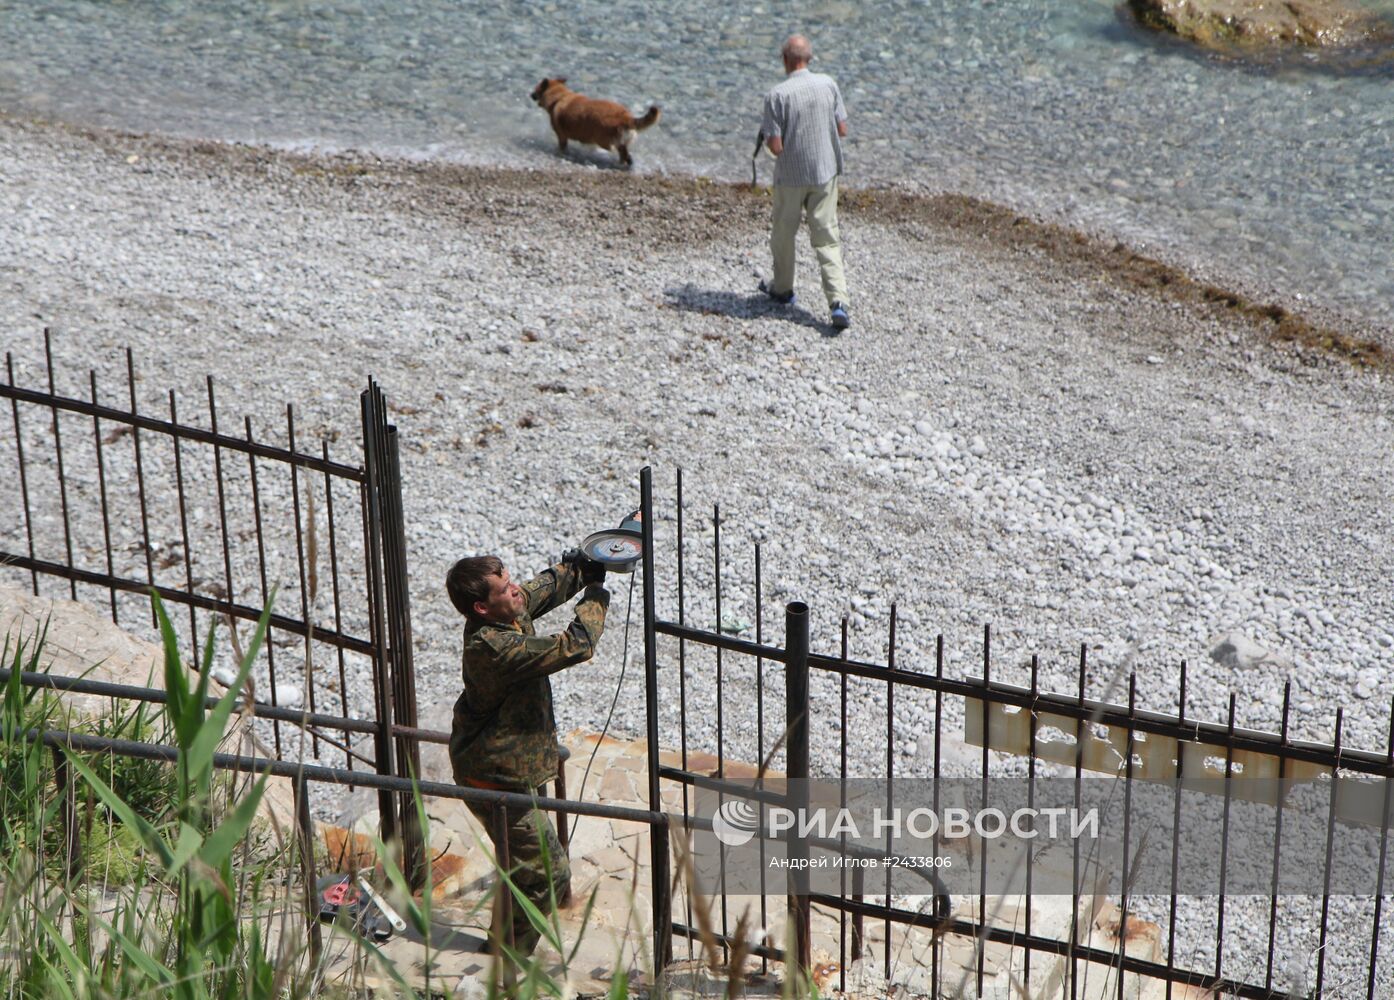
[1, 0, 1391, 326]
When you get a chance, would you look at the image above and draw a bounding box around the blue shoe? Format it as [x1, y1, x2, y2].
[830, 302, 851, 329]
[759, 279, 795, 305]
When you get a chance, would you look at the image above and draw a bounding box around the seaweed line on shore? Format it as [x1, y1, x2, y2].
[6, 107, 1389, 373]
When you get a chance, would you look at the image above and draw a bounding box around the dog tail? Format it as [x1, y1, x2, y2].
[633, 105, 661, 130]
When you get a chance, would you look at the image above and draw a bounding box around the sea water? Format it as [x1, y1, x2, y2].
[1, 0, 1390, 326]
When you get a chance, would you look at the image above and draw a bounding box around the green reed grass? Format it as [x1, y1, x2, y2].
[0, 595, 650, 999]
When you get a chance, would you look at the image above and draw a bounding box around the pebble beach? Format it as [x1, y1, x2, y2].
[3, 106, 1393, 989]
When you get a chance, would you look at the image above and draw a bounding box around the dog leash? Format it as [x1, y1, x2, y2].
[751, 130, 764, 186]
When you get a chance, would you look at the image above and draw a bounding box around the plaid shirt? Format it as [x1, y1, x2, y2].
[760, 68, 847, 187]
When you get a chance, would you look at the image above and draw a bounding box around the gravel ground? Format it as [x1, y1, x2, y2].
[2, 112, 1393, 993]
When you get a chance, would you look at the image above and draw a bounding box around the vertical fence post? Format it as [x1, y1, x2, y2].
[490, 802, 517, 993]
[382, 422, 424, 888]
[640, 468, 672, 979]
[360, 383, 398, 850]
[641, 467, 660, 812]
[650, 813, 674, 978]
[784, 601, 812, 977]
[293, 772, 324, 963]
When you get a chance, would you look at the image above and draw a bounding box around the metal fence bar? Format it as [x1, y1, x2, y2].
[650, 813, 674, 973]
[1315, 708, 1344, 996]
[384, 419, 423, 884]
[641, 467, 660, 814]
[1, 349, 391, 784]
[207, 378, 237, 641]
[656, 616, 1391, 776]
[0, 382, 364, 480]
[286, 405, 319, 759]
[811, 894, 1284, 1000]
[1264, 678, 1290, 992]
[0, 554, 374, 656]
[784, 600, 811, 976]
[293, 771, 323, 962]
[675, 468, 693, 963]
[320, 440, 353, 769]
[244, 416, 283, 757]
[359, 382, 398, 851]
[89, 371, 118, 621]
[1212, 691, 1235, 987]
[1070, 644, 1086, 1000]
[1025, 653, 1038, 993]
[126, 350, 158, 627]
[1117, 673, 1138, 1000]
[26, 724, 668, 821]
[931, 633, 943, 995]
[1368, 696, 1394, 1000]
[754, 541, 768, 975]
[976, 624, 990, 996]
[168, 390, 199, 655]
[43, 332, 77, 601]
[884, 605, 897, 981]
[713, 502, 729, 953]
[1165, 659, 1187, 1000]
[5, 353, 38, 593]
[839, 613, 851, 991]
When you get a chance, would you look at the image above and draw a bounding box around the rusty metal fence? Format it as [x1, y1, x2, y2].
[0, 336, 674, 972]
[0, 334, 421, 863]
[637, 468, 1394, 999]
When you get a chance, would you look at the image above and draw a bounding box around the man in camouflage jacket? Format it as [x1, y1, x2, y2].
[446, 551, 609, 954]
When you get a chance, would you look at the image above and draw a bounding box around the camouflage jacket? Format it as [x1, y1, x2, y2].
[448, 561, 609, 789]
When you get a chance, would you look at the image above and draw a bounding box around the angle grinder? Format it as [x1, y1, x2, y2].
[576, 509, 643, 574]
[316, 873, 405, 942]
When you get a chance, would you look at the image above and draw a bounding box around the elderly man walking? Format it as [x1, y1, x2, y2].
[759, 33, 851, 330]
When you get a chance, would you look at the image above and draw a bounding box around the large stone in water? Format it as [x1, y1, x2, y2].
[1128, 0, 1394, 54]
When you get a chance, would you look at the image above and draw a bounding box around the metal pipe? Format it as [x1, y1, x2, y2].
[0, 667, 379, 734]
[360, 382, 398, 848]
[650, 813, 673, 972]
[784, 600, 812, 975]
[641, 467, 660, 813]
[28, 726, 666, 822]
[885, 605, 898, 982]
[383, 422, 423, 886]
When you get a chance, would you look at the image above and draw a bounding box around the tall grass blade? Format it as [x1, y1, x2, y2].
[59, 749, 174, 868]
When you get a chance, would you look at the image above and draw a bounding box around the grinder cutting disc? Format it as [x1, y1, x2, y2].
[579, 526, 642, 574]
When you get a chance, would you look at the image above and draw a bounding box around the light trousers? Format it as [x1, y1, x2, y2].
[769, 176, 848, 307]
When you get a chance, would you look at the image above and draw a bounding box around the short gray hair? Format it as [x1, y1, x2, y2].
[781, 34, 812, 63]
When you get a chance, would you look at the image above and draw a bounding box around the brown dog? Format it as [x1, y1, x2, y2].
[530, 77, 660, 167]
